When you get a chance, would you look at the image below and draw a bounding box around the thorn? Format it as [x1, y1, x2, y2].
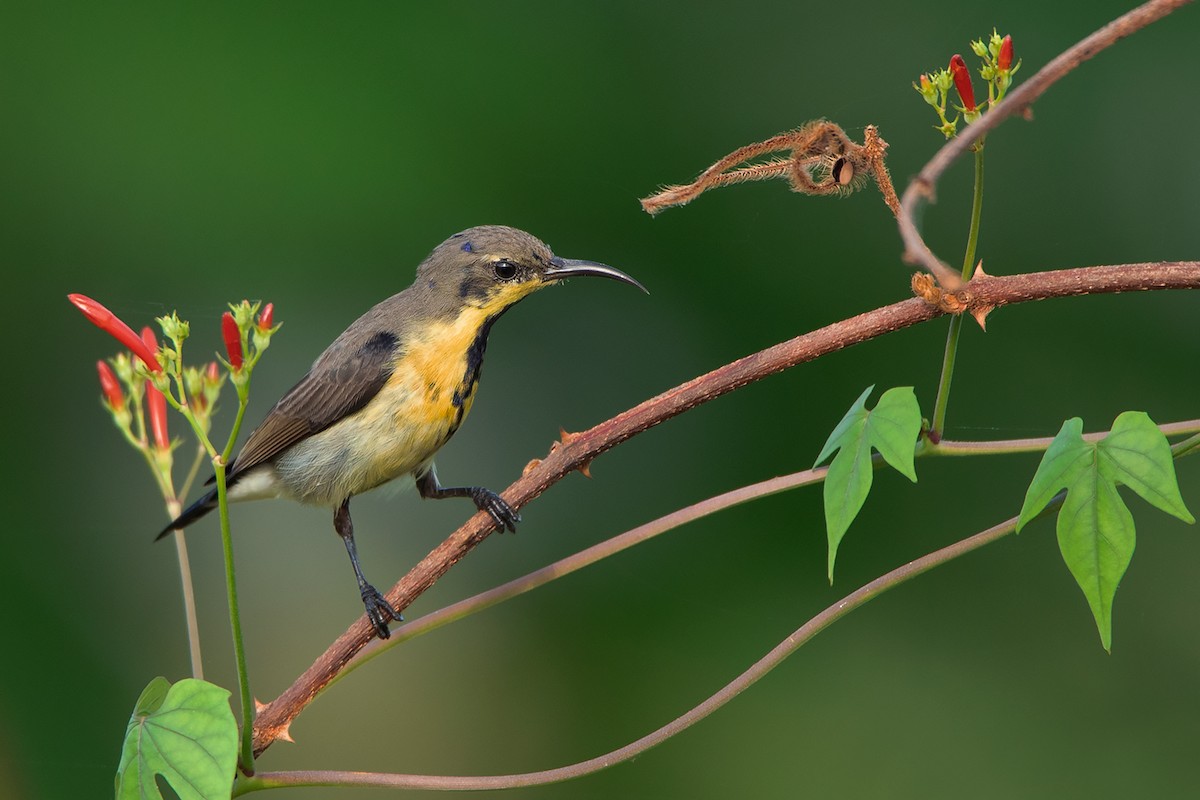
[254, 698, 268, 714]
[522, 458, 542, 477]
[970, 304, 994, 331]
[276, 721, 295, 744]
[579, 460, 593, 479]
[971, 259, 990, 280]
[558, 428, 581, 446]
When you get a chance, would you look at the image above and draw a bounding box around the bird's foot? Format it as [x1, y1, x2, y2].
[360, 584, 403, 639]
[471, 488, 521, 533]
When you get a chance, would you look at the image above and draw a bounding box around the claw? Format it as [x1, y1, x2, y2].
[360, 584, 402, 639]
[473, 488, 520, 533]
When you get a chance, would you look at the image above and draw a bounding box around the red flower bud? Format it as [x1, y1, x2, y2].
[141, 327, 169, 449]
[207, 361, 220, 382]
[997, 35, 1014, 71]
[257, 302, 274, 332]
[68, 293, 162, 372]
[97, 360, 124, 410]
[222, 311, 243, 369]
[949, 54, 976, 111]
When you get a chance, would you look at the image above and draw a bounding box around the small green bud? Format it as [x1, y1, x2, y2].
[933, 68, 953, 94]
[230, 300, 258, 329]
[157, 313, 190, 346]
[988, 29, 1003, 59]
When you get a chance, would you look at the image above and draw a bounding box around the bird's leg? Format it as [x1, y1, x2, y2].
[415, 467, 521, 533]
[333, 498, 402, 639]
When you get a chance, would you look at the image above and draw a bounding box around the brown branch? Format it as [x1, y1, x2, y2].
[252, 260, 1200, 755]
[898, 0, 1193, 289]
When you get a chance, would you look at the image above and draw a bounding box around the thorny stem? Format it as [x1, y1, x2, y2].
[251, 260, 1200, 756]
[930, 146, 986, 440]
[310, 420, 1200, 692]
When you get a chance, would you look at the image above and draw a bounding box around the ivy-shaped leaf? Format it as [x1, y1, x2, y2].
[814, 386, 922, 581]
[1017, 412, 1194, 651]
[115, 676, 239, 800]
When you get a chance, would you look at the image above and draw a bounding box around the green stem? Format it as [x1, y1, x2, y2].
[223, 380, 251, 462]
[215, 459, 255, 775]
[1171, 430, 1200, 458]
[929, 144, 986, 439]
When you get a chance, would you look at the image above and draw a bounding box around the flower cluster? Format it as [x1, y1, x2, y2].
[221, 300, 279, 387]
[914, 30, 1020, 139]
[69, 293, 278, 502]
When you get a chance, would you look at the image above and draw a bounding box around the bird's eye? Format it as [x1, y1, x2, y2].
[493, 259, 518, 281]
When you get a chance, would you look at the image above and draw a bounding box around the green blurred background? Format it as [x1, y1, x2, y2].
[3, 2, 1198, 797]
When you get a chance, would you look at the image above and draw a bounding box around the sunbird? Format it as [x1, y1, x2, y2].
[159, 225, 645, 638]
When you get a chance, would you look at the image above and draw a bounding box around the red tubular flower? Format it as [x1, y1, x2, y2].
[222, 311, 243, 369]
[97, 360, 124, 410]
[141, 327, 169, 449]
[997, 35, 1014, 71]
[68, 293, 162, 372]
[949, 54, 976, 111]
[257, 302, 274, 332]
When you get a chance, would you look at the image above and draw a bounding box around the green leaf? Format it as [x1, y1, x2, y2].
[814, 385, 874, 468]
[115, 677, 238, 800]
[1056, 466, 1136, 653]
[1016, 418, 1091, 531]
[816, 386, 922, 582]
[1017, 413, 1194, 651]
[1097, 412, 1195, 524]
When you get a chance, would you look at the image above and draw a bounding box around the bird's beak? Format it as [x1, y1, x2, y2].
[545, 257, 648, 294]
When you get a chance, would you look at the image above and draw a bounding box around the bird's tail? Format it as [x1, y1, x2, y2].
[156, 487, 218, 540]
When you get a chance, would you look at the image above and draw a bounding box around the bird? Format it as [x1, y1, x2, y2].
[158, 225, 645, 638]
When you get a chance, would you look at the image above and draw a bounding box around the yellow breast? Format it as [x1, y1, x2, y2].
[387, 304, 491, 434]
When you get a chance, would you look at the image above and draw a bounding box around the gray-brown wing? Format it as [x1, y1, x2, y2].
[228, 330, 399, 479]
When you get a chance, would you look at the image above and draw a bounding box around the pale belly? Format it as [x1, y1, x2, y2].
[268, 370, 477, 507]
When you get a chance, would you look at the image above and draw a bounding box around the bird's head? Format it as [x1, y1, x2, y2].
[416, 225, 645, 319]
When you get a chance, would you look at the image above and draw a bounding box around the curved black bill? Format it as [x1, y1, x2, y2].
[545, 257, 648, 294]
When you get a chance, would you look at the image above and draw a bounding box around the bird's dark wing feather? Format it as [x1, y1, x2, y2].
[228, 330, 399, 479]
